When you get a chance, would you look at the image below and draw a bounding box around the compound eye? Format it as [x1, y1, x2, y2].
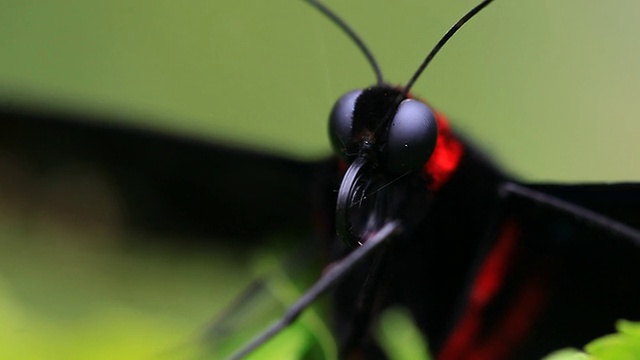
[385, 99, 438, 173]
[329, 89, 362, 159]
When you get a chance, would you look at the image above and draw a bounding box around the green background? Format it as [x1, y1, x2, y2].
[1, 0, 639, 181]
[0, 0, 639, 358]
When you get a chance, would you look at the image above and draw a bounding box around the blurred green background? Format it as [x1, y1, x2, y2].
[2, 0, 639, 181]
[0, 0, 639, 358]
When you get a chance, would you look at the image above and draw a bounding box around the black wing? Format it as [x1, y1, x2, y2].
[0, 103, 333, 243]
[510, 183, 640, 357]
[528, 183, 640, 231]
[0, 103, 345, 359]
[439, 182, 640, 360]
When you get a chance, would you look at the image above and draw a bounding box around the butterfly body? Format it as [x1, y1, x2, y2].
[327, 107, 640, 358]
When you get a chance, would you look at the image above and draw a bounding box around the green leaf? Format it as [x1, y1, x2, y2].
[544, 320, 640, 360]
[376, 307, 432, 360]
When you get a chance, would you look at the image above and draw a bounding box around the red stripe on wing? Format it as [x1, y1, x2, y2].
[437, 220, 550, 360]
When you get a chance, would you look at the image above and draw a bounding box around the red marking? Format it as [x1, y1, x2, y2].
[437, 221, 517, 360]
[437, 221, 549, 360]
[470, 272, 548, 360]
[424, 112, 464, 191]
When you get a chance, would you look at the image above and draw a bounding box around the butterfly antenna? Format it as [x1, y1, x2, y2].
[401, 0, 495, 97]
[304, 0, 384, 85]
[500, 182, 640, 247]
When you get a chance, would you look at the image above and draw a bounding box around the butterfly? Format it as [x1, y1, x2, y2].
[1, 0, 640, 358]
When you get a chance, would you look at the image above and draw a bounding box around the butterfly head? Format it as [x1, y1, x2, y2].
[329, 85, 438, 246]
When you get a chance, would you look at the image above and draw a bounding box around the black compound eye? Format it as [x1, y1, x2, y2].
[385, 99, 438, 173]
[329, 89, 362, 158]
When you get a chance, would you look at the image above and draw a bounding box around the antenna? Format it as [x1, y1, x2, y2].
[401, 0, 495, 97]
[304, 0, 384, 84]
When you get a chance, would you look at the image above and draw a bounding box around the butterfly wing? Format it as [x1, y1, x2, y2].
[0, 103, 340, 358]
[438, 182, 640, 360]
[0, 104, 332, 241]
